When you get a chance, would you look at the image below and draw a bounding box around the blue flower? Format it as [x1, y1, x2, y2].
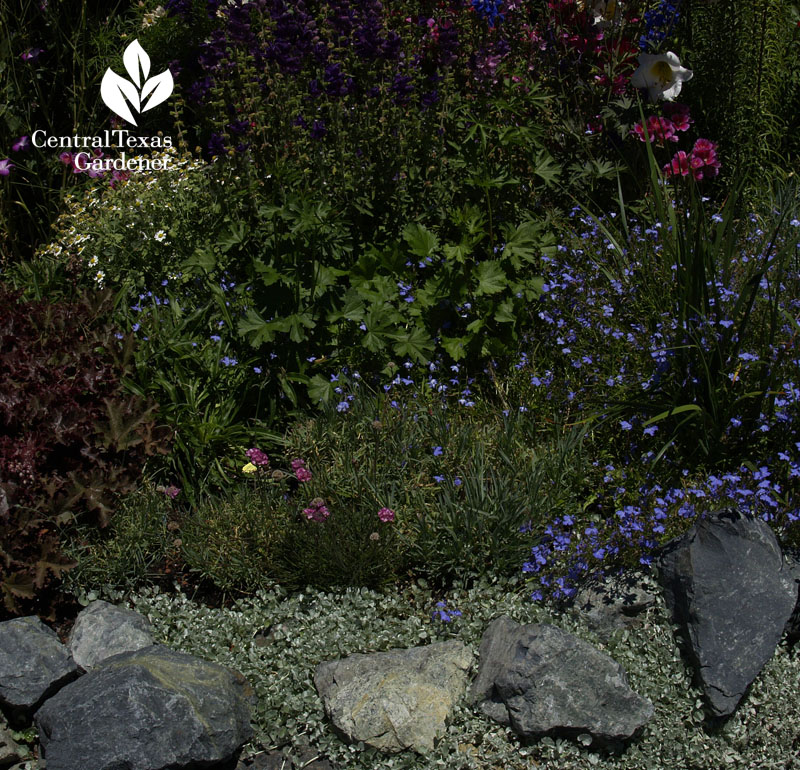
[432, 600, 462, 623]
[433, 446, 443, 456]
[471, 0, 504, 27]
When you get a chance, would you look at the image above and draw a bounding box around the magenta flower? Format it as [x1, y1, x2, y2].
[58, 151, 73, 165]
[663, 150, 690, 178]
[664, 102, 693, 132]
[163, 485, 181, 499]
[245, 447, 270, 467]
[303, 498, 330, 522]
[291, 458, 306, 471]
[296, 467, 312, 483]
[21, 48, 43, 62]
[631, 115, 677, 144]
[0, 158, 13, 176]
[378, 507, 396, 523]
[12, 136, 30, 152]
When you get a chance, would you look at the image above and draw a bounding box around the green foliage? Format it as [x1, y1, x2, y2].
[62, 484, 180, 594]
[36, 151, 231, 290]
[125, 576, 800, 769]
[0, 0, 139, 261]
[0, 283, 170, 617]
[682, 0, 799, 194]
[576, 134, 800, 469]
[402, 412, 588, 582]
[115, 283, 284, 499]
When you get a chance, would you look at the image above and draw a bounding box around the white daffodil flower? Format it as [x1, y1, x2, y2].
[630, 51, 693, 101]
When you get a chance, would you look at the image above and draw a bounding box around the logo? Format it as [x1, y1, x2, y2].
[101, 39, 174, 126]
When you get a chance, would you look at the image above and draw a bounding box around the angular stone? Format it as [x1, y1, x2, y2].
[782, 548, 800, 645]
[314, 641, 472, 754]
[658, 508, 797, 717]
[571, 572, 656, 637]
[35, 644, 256, 770]
[67, 600, 154, 670]
[0, 617, 79, 726]
[469, 616, 653, 745]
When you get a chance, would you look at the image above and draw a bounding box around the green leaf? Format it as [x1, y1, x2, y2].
[253, 260, 284, 286]
[389, 326, 434, 362]
[532, 150, 562, 187]
[643, 403, 703, 426]
[217, 221, 248, 253]
[443, 242, 472, 264]
[181, 245, 216, 274]
[475, 261, 507, 295]
[502, 220, 543, 265]
[237, 308, 275, 346]
[402, 222, 439, 257]
[441, 335, 468, 361]
[308, 374, 335, 404]
[286, 312, 315, 343]
[494, 299, 516, 323]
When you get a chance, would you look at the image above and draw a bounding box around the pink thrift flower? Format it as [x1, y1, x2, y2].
[164, 485, 180, 499]
[291, 458, 306, 471]
[0, 158, 13, 176]
[296, 467, 312, 483]
[303, 499, 330, 521]
[245, 447, 270, 467]
[378, 507, 396, 523]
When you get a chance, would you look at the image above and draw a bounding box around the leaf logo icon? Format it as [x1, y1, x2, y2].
[101, 39, 174, 126]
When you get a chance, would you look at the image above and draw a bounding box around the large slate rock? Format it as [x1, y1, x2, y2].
[781, 548, 800, 645]
[314, 640, 472, 754]
[658, 508, 797, 718]
[67, 600, 155, 670]
[0, 617, 79, 726]
[35, 644, 256, 770]
[469, 616, 653, 745]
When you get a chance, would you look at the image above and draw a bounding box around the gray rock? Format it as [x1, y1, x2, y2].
[571, 572, 656, 637]
[658, 508, 797, 717]
[35, 644, 256, 770]
[469, 616, 653, 745]
[0, 617, 79, 726]
[314, 641, 472, 754]
[67, 600, 155, 670]
[781, 548, 800, 645]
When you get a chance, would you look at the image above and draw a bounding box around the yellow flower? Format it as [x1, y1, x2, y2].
[242, 462, 257, 473]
